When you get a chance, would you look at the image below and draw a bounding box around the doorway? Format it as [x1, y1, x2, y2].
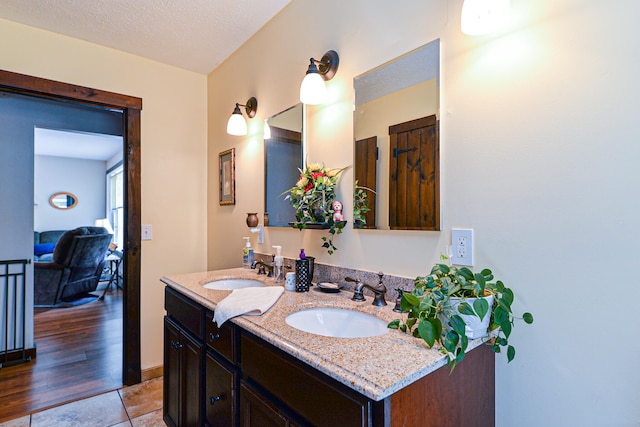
[0, 69, 142, 386]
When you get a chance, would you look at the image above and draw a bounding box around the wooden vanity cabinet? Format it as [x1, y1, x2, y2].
[164, 286, 494, 427]
[240, 330, 382, 426]
[164, 287, 238, 427]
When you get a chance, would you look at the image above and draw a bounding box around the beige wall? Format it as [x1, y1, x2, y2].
[208, 0, 640, 425]
[0, 18, 208, 370]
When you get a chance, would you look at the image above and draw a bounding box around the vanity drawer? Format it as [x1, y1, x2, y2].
[240, 331, 377, 427]
[205, 310, 237, 364]
[165, 286, 204, 338]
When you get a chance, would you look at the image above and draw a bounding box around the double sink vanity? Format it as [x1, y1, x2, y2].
[161, 267, 495, 427]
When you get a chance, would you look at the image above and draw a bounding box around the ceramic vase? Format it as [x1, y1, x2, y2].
[246, 213, 259, 227]
[447, 295, 494, 339]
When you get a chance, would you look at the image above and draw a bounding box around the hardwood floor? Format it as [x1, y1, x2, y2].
[0, 288, 123, 423]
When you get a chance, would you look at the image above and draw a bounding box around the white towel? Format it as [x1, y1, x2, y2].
[213, 286, 284, 327]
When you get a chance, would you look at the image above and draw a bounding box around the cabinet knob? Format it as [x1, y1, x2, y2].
[209, 332, 220, 342]
[210, 395, 222, 405]
[171, 340, 183, 350]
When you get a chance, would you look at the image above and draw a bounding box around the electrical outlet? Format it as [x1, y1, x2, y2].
[451, 228, 473, 266]
[142, 224, 152, 241]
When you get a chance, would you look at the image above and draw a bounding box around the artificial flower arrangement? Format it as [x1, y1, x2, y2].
[283, 163, 348, 254]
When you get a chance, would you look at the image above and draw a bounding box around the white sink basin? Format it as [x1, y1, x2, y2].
[203, 279, 265, 290]
[285, 307, 388, 338]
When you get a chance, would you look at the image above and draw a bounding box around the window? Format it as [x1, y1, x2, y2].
[107, 164, 124, 249]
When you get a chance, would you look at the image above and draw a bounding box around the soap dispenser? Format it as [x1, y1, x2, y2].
[272, 245, 284, 283]
[242, 237, 254, 269]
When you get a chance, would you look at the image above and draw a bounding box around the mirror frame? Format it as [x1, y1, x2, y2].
[49, 191, 78, 210]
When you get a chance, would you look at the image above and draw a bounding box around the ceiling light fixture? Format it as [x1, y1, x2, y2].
[226, 97, 258, 136]
[299, 50, 339, 105]
[461, 0, 510, 35]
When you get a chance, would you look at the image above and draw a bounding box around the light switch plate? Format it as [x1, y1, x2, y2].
[451, 228, 473, 266]
[142, 224, 152, 241]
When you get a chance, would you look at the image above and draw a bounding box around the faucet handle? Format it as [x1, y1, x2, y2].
[345, 276, 360, 284]
[377, 272, 384, 285]
[393, 287, 405, 312]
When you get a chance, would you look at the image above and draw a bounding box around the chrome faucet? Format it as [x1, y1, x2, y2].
[251, 258, 274, 277]
[345, 272, 387, 306]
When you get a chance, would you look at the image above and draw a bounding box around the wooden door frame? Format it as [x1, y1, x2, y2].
[0, 69, 142, 385]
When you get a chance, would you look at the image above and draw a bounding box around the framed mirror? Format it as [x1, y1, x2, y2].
[264, 103, 304, 227]
[353, 39, 440, 231]
[49, 191, 78, 210]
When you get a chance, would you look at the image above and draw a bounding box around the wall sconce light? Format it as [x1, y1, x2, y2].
[299, 50, 339, 105]
[226, 97, 258, 136]
[461, 0, 510, 35]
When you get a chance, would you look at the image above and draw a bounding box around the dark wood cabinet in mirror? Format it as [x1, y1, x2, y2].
[264, 104, 304, 227]
[354, 39, 440, 230]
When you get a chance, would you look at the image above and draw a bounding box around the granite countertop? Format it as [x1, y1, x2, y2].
[161, 267, 486, 401]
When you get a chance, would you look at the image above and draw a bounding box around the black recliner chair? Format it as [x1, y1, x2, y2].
[34, 226, 113, 307]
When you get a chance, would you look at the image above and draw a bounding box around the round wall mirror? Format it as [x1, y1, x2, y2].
[49, 192, 78, 210]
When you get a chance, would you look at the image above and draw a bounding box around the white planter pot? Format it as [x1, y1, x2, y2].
[447, 295, 494, 339]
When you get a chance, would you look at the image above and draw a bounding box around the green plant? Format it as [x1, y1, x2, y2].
[353, 180, 374, 228]
[388, 257, 534, 372]
[320, 218, 346, 255]
[283, 163, 348, 255]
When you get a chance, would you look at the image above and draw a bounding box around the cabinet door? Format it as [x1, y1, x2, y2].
[164, 316, 204, 427]
[205, 352, 237, 427]
[164, 317, 182, 427]
[182, 329, 204, 427]
[240, 382, 293, 427]
[241, 332, 373, 426]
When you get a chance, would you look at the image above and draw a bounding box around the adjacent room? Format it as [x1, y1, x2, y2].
[0, 92, 126, 420]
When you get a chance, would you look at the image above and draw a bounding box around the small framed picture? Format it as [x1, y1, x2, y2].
[219, 148, 236, 205]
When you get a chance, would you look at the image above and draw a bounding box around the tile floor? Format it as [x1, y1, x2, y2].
[0, 377, 164, 427]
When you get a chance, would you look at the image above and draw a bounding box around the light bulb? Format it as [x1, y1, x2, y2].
[300, 72, 328, 105]
[227, 112, 247, 136]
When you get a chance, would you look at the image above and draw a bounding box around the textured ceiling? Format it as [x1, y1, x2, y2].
[0, 0, 291, 74]
[35, 128, 122, 161]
